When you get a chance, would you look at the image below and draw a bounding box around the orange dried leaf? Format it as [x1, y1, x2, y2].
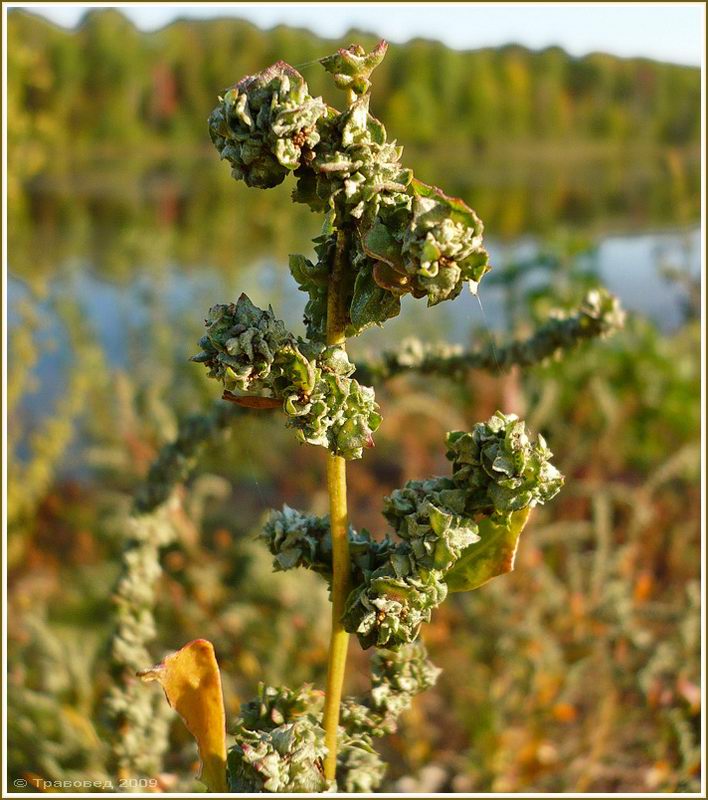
[139, 639, 227, 793]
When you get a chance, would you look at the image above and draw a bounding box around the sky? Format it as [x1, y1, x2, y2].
[14, 2, 705, 67]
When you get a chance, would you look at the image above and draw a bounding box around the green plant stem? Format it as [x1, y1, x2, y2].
[322, 227, 351, 783]
[323, 452, 350, 781]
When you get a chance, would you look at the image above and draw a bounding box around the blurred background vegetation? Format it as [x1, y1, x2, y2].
[7, 7, 701, 794]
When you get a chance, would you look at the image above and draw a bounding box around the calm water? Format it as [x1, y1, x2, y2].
[7, 156, 701, 467]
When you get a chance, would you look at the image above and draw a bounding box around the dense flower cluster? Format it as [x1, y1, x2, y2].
[335, 735, 387, 793]
[382, 477, 479, 571]
[343, 568, 448, 649]
[192, 295, 380, 459]
[227, 642, 437, 793]
[340, 642, 441, 738]
[208, 63, 327, 189]
[238, 684, 325, 732]
[260, 413, 562, 649]
[403, 183, 490, 303]
[290, 181, 490, 339]
[445, 411, 564, 524]
[342, 414, 560, 647]
[367, 642, 441, 731]
[209, 54, 491, 342]
[547, 286, 626, 341]
[295, 95, 413, 224]
[228, 716, 329, 793]
[363, 180, 490, 306]
[134, 405, 237, 513]
[260, 505, 389, 582]
[262, 505, 449, 649]
[320, 40, 389, 95]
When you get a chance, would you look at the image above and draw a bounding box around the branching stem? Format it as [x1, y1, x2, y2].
[322, 226, 352, 783]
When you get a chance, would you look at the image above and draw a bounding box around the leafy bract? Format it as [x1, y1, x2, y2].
[445, 507, 531, 592]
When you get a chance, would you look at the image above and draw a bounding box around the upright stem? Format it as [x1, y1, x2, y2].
[322, 227, 351, 783]
[323, 453, 349, 782]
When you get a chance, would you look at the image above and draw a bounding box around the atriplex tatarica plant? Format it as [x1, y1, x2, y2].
[122, 42, 625, 792]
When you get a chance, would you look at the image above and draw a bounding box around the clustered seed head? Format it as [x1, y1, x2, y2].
[261, 505, 388, 581]
[192, 295, 380, 459]
[295, 95, 413, 225]
[227, 641, 436, 793]
[355, 287, 626, 381]
[259, 413, 562, 650]
[208, 49, 491, 343]
[341, 413, 561, 647]
[340, 641, 441, 738]
[566, 286, 626, 336]
[320, 40, 389, 95]
[192, 295, 296, 394]
[382, 478, 478, 571]
[445, 411, 565, 524]
[344, 568, 449, 649]
[368, 642, 442, 723]
[363, 181, 490, 308]
[402, 183, 489, 302]
[238, 684, 325, 732]
[228, 717, 330, 793]
[209, 63, 327, 189]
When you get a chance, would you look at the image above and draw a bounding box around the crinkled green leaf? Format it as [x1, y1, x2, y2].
[362, 220, 405, 270]
[349, 262, 402, 335]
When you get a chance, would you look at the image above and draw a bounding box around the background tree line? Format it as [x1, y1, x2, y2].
[8, 7, 701, 177]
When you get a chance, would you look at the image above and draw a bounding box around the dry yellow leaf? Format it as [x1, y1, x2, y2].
[139, 639, 227, 793]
